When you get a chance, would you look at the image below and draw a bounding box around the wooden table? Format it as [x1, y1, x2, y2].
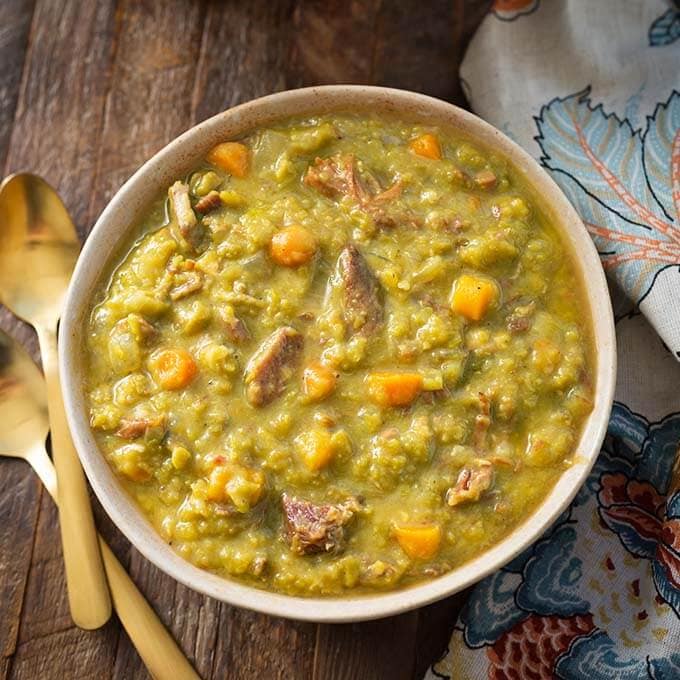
[0, 1, 490, 677]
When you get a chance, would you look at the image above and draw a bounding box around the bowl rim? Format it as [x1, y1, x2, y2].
[59, 85, 616, 623]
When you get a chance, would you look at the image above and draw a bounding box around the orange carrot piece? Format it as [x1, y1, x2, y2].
[451, 274, 497, 321]
[302, 361, 337, 401]
[295, 429, 337, 472]
[394, 524, 442, 559]
[366, 372, 423, 407]
[409, 133, 442, 160]
[206, 142, 249, 178]
[270, 225, 317, 267]
[149, 348, 197, 390]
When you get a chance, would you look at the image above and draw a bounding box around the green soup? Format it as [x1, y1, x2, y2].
[84, 113, 594, 596]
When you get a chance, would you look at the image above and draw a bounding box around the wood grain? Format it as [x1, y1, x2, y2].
[7, 495, 119, 680]
[192, 0, 297, 124]
[0, 0, 33, 169]
[1, 1, 121, 678]
[0, 0, 491, 677]
[289, 0, 382, 85]
[210, 607, 317, 680]
[0, 462, 41, 674]
[315, 613, 419, 680]
[5, 0, 119, 237]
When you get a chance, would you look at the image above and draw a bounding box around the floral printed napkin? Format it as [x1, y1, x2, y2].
[426, 1, 680, 678]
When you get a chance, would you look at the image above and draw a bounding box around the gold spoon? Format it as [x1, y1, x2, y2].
[0, 329, 201, 680]
[0, 173, 111, 629]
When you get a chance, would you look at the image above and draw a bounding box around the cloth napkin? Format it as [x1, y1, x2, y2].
[426, 1, 680, 678]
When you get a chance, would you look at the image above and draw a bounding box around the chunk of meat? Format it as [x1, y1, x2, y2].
[371, 179, 404, 204]
[304, 154, 361, 199]
[446, 460, 494, 506]
[336, 244, 383, 336]
[168, 181, 202, 250]
[361, 559, 397, 583]
[507, 302, 535, 334]
[194, 190, 222, 214]
[169, 271, 204, 301]
[114, 314, 157, 341]
[304, 154, 411, 228]
[244, 326, 303, 406]
[223, 315, 250, 344]
[116, 414, 166, 440]
[474, 169, 497, 189]
[507, 315, 531, 333]
[472, 392, 491, 451]
[281, 493, 360, 555]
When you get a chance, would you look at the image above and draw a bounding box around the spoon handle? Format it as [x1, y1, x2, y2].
[36, 325, 112, 629]
[24, 443, 201, 680]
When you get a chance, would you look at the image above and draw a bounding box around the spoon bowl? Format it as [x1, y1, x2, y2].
[0, 173, 111, 629]
[0, 174, 80, 328]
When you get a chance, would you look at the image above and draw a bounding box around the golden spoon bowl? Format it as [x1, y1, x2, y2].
[0, 174, 79, 327]
[0, 173, 111, 629]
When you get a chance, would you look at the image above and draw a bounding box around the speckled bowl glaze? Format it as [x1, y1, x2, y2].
[60, 86, 616, 622]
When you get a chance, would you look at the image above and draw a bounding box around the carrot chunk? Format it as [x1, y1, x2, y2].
[366, 372, 423, 407]
[302, 361, 337, 401]
[394, 524, 442, 559]
[206, 463, 265, 512]
[149, 348, 197, 390]
[206, 142, 249, 178]
[270, 225, 317, 267]
[295, 429, 337, 471]
[451, 274, 497, 321]
[409, 133, 442, 160]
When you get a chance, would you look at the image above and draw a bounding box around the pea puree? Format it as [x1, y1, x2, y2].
[85, 113, 593, 596]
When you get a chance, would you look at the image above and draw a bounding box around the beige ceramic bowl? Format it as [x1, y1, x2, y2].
[60, 86, 616, 622]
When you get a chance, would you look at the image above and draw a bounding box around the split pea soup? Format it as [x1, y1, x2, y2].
[85, 113, 594, 596]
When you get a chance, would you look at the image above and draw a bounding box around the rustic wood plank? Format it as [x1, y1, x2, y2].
[7, 493, 118, 680]
[87, 0, 205, 220]
[8, 625, 116, 680]
[0, 462, 42, 677]
[210, 606, 317, 680]
[1, 1, 121, 677]
[288, 0, 382, 85]
[0, 7, 41, 675]
[110, 632, 144, 680]
[374, 0, 492, 106]
[5, 0, 120, 238]
[0, 0, 34, 170]
[0, 0, 37, 362]
[372, 0, 461, 102]
[191, 0, 297, 123]
[108, 551, 223, 680]
[314, 613, 419, 680]
[170, 574, 222, 680]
